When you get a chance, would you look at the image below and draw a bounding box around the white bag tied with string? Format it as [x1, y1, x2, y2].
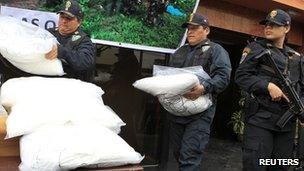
[133, 65, 212, 116]
[0, 15, 64, 76]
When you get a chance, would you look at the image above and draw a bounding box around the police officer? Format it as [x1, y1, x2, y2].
[46, 0, 95, 82]
[235, 9, 304, 171]
[169, 13, 231, 171]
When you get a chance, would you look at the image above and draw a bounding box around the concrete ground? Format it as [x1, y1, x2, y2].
[144, 137, 243, 171]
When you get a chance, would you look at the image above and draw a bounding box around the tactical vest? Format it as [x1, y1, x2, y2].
[257, 41, 301, 89]
[171, 41, 214, 75]
[253, 41, 302, 116]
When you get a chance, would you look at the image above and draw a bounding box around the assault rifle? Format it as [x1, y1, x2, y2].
[255, 49, 304, 129]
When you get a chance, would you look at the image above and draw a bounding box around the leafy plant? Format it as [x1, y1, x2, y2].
[230, 110, 244, 135]
[229, 96, 245, 137]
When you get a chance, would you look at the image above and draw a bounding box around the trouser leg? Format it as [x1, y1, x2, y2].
[242, 123, 273, 171]
[178, 117, 211, 171]
[268, 130, 295, 171]
[170, 121, 185, 162]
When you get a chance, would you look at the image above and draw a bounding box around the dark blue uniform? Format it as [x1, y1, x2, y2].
[48, 28, 95, 82]
[169, 39, 231, 171]
[235, 39, 304, 171]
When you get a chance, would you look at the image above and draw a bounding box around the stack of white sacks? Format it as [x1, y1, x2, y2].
[1, 77, 143, 171]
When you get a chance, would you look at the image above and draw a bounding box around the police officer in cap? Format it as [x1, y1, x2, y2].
[169, 13, 231, 171]
[235, 9, 304, 170]
[46, 0, 95, 82]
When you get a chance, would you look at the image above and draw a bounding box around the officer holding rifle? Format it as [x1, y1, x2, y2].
[235, 9, 304, 171]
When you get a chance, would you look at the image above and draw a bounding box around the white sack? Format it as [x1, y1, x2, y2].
[1, 77, 125, 138]
[133, 73, 199, 96]
[19, 124, 144, 171]
[1, 77, 104, 108]
[6, 102, 125, 138]
[0, 15, 64, 75]
[133, 73, 212, 116]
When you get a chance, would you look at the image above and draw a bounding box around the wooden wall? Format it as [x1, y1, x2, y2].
[198, 0, 303, 47]
[273, 0, 304, 10]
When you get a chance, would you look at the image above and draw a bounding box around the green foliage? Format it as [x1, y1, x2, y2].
[229, 96, 245, 136]
[171, 0, 196, 13]
[230, 110, 244, 135]
[40, 0, 193, 49]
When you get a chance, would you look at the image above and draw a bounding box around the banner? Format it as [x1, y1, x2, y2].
[0, 6, 58, 30]
[0, 0, 200, 53]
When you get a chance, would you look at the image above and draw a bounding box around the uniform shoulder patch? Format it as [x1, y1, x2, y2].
[266, 43, 273, 47]
[201, 45, 211, 52]
[71, 35, 81, 41]
[292, 50, 301, 56]
[240, 47, 251, 64]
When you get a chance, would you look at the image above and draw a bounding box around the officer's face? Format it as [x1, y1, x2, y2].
[264, 22, 290, 41]
[187, 25, 209, 46]
[58, 13, 81, 36]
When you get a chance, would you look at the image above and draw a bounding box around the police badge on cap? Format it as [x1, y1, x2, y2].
[57, 0, 84, 20]
[259, 9, 291, 26]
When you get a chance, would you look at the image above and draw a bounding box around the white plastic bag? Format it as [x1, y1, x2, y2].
[153, 65, 210, 81]
[19, 124, 144, 171]
[0, 15, 64, 76]
[133, 65, 212, 116]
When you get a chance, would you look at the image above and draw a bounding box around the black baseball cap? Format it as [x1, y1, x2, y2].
[182, 13, 209, 28]
[259, 9, 291, 26]
[57, 0, 84, 20]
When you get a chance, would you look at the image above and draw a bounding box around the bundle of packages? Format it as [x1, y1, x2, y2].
[133, 65, 212, 116]
[0, 77, 143, 170]
[0, 15, 64, 76]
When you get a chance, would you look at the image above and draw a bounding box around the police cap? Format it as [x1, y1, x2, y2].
[259, 9, 291, 26]
[182, 13, 209, 28]
[57, 0, 84, 20]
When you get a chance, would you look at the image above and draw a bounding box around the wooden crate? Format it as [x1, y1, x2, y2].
[76, 165, 144, 171]
[0, 116, 19, 157]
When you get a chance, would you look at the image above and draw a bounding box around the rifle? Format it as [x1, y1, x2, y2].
[255, 49, 304, 129]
